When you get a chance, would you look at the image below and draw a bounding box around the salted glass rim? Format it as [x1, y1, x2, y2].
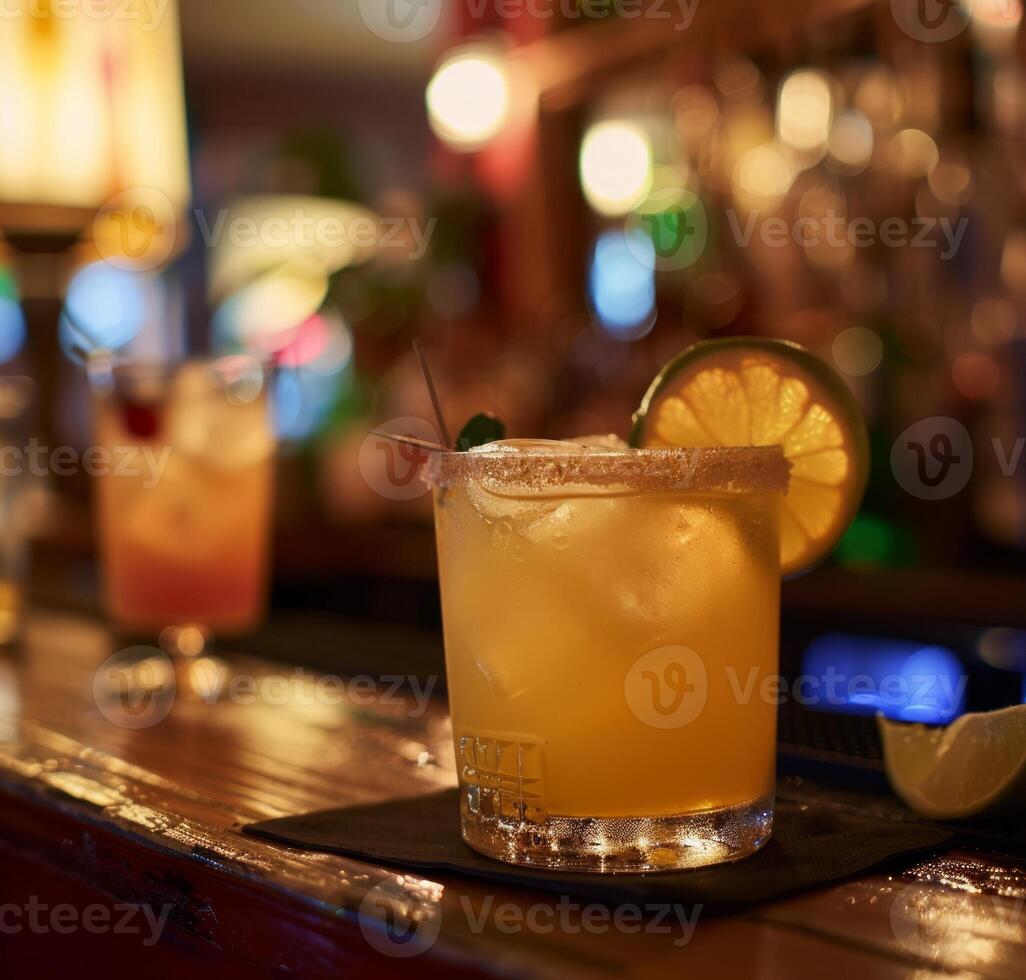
[425, 443, 790, 494]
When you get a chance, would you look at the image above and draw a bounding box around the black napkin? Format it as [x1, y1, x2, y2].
[244, 789, 953, 910]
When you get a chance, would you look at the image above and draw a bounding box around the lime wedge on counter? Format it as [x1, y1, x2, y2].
[879, 705, 1026, 820]
[630, 337, 869, 575]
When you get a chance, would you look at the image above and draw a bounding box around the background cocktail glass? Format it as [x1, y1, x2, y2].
[90, 355, 275, 643]
[428, 440, 789, 873]
[0, 377, 36, 646]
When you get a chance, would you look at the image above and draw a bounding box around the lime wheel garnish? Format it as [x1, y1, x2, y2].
[631, 337, 869, 575]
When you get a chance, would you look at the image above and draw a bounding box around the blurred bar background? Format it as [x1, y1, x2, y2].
[1, 0, 1025, 640]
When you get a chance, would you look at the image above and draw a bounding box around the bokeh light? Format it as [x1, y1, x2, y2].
[777, 69, 833, 159]
[832, 326, 884, 376]
[273, 309, 354, 441]
[971, 297, 1017, 345]
[888, 129, 939, 179]
[278, 312, 354, 375]
[733, 142, 797, 209]
[802, 634, 965, 723]
[579, 121, 654, 216]
[952, 351, 1000, 400]
[827, 110, 874, 174]
[970, 0, 1023, 54]
[1000, 231, 1026, 292]
[0, 296, 26, 362]
[589, 229, 656, 339]
[213, 261, 329, 355]
[426, 47, 510, 151]
[60, 261, 147, 358]
[928, 160, 972, 206]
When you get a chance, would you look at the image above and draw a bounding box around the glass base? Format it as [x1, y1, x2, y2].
[460, 792, 773, 873]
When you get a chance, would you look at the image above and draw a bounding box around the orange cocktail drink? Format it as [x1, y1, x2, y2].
[429, 440, 789, 872]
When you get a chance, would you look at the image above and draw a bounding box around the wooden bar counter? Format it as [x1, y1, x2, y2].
[2, 611, 1026, 978]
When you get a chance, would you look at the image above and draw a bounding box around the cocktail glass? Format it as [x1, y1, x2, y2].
[427, 440, 789, 873]
[90, 355, 275, 641]
[0, 377, 35, 646]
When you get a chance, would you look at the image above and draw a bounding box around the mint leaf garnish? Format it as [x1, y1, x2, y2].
[456, 413, 506, 451]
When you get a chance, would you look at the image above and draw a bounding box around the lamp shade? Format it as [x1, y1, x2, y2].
[0, 1, 190, 234]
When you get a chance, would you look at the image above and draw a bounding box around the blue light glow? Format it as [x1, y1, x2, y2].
[801, 634, 966, 724]
[0, 298, 26, 362]
[589, 230, 656, 339]
[273, 366, 343, 441]
[61, 262, 146, 356]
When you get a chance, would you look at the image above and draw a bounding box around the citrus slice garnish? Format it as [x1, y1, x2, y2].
[630, 337, 869, 576]
[879, 705, 1026, 820]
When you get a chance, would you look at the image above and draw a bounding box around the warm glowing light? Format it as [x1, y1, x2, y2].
[978, 627, 1026, 672]
[426, 48, 510, 151]
[952, 352, 1000, 400]
[733, 142, 797, 208]
[714, 59, 762, 101]
[855, 67, 903, 131]
[888, 129, 939, 178]
[777, 70, 833, 158]
[215, 261, 329, 351]
[972, 0, 1023, 27]
[208, 196, 378, 305]
[970, 0, 1023, 54]
[928, 161, 972, 205]
[579, 121, 654, 216]
[970, 298, 1017, 345]
[1000, 231, 1026, 292]
[828, 110, 874, 173]
[833, 326, 883, 376]
[0, 2, 189, 215]
[673, 86, 720, 146]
